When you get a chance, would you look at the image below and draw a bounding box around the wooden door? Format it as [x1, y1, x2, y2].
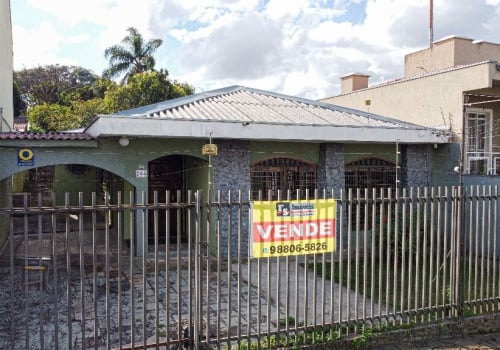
[148, 155, 184, 243]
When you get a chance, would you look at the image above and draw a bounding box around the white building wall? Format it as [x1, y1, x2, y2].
[322, 63, 496, 139]
[0, 0, 13, 131]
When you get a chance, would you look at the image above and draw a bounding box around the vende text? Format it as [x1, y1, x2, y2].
[253, 219, 335, 242]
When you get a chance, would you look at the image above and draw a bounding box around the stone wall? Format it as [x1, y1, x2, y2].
[212, 140, 251, 256]
[317, 143, 345, 194]
[401, 144, 432, 188]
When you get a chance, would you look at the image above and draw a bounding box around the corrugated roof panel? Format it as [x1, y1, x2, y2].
[107, 86, 436, 131]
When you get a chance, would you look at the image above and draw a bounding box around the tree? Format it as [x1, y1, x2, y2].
[27, 103, 79, 132]
[103, 27, 163, 84]
[15, 65, 99, 108]
[104, 71, 194, 111]
[13, 80, 26, 117]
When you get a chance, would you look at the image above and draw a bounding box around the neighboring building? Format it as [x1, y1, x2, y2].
[0, 86, 451, 254]
[0, 0, 13, 131]
[321, 36, 500, 178]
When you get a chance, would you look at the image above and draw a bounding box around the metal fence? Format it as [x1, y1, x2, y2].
[0, 185, 499, 349]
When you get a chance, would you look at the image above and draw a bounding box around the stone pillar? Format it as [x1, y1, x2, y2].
[401, 144, 432, 188]
[318, 143, 345, 195]
[212, 140, 251, 257]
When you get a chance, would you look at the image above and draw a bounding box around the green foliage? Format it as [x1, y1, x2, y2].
[13, 79, 26, 116]
[14, 65, 99, 108]
[28, 103, 79, 132]
[71, 98, 112, 127]
[103, 27, 163, 83]
[104, 71, 194, 111]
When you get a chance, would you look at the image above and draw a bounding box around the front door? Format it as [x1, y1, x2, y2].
[148, 155, 184, 243]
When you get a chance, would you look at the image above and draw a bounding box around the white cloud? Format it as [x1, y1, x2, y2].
[12, 0, 500, 99]
[13, 21, 66, 69]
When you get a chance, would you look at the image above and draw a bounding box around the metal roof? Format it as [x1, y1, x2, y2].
[86, 85, 450, 144]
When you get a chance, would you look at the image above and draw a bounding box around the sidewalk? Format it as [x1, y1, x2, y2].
[373, 331, 500, 349]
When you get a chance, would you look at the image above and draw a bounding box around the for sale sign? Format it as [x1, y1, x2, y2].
[250, 199, 336, 258]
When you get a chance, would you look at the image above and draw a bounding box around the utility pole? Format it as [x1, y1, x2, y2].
[429, 0, 434, 48]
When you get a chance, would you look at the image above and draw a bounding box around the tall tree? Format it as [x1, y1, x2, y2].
[103, 71, 194, 111]
[103, 27, 163, 84]
[15, 65, 99, 108]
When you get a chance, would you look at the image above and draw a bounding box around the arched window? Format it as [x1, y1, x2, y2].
[250, 158, 317, 200]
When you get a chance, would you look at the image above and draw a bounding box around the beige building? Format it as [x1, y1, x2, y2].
[0, 0, 13, 131]
[321, 36, 500, 176]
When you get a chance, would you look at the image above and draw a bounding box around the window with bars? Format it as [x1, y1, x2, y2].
[250, 158, 317, 200]
[345, 158, 397, 229]
[345, 158, 397, 190]
[465, 109, 492, 175]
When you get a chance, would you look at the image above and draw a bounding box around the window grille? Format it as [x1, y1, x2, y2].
[250, 158, 317, 200]
[345, 158, 396, 229]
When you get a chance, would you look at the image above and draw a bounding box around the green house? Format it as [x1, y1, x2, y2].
[0, 86, 453, 255]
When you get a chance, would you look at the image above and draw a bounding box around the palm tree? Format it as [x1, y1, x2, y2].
[103, 27, 163, 84]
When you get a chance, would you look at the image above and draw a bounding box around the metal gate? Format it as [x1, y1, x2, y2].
[0, 186, 499, 349]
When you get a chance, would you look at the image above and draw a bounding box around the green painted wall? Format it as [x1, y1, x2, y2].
[250, 141, 319, 163]
[344, 143, 398, 164]
[53, 165, 98, 205]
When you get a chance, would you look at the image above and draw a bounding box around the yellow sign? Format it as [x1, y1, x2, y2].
[250, 199, 336, 258]
[202, 144, 217, 155]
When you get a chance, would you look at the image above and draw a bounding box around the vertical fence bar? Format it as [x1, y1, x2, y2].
[442, 187, 449, 318]
[194, 190, 202, 350]
[400, 188, 407, 323]
[480, 186, 486, 313]
[486, 186, 492, 311]
[237, 190, 244, 347]
[91, 192, 98, 350]
[78, 192, 85, 350]
[216, 190, 222, 349]
[142, 191, 148, 349]
[293, 190, 299, 344]
[385, 188, 392, 319]
[428, 187, 435, 320]
[329, 189, 337, 339]
[23, 194, 29, 349]
[65, 192, 72, 350]
[393, 187, 399, 324]
[205, 189, 212, 349]
[227, 190, 234, 347]
[455, 185, 463, 317]
[51, 192, 60, 349]
[362, 188, 368, 323]
[434, 187, 442, 318]
[466, 185, 473, 311]
[346, 188, 352, 330]
[407, 188, 414, 316]
[116, 192, 123, 350]
[370, 188, 376, 323]
[247, 189, 253, 347]
[153, 191, 160, 349]
[338, 189, 344, 333]
[165, 190, 171, 350]
[129, 191, 136, 348]
[422, 188, 428, 320]
[354, 188, 360, 332]
[377, 188, 383, 319]
[104, 191, 111, 349]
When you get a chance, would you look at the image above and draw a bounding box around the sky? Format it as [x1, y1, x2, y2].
[10, 0, 500, 100]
